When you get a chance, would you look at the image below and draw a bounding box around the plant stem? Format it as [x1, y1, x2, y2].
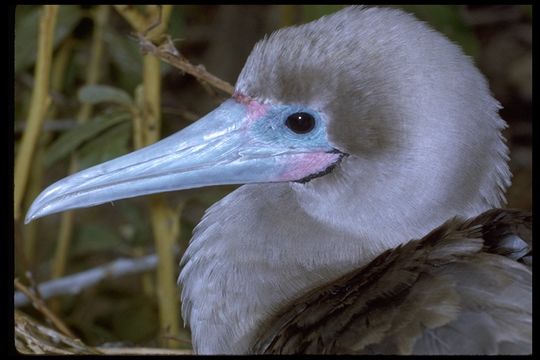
[23, 36, 75, 268]
[142, 5, 182, 348]
[150, 197, 182, 347]
[14, 5, 58, 220]
[113, 5, 149, 33]
[116, 4, 181, 348]
[52, 5, 110, 283]
[77, 5, 110, 123]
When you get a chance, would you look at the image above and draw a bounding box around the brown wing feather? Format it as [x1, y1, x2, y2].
[251, 208, 532, 354]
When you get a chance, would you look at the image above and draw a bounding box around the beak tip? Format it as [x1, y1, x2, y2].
[24, 182, 66, 224]
[25, 197, 49, 224]
[24, 206, 40, 224]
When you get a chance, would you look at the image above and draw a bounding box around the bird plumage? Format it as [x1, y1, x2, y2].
[25, 5, 531, 355]
[251, 209, 531, 354]
[179, 6, 528, 354]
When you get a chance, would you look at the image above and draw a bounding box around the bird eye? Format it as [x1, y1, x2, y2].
[285, 112, 315, 134]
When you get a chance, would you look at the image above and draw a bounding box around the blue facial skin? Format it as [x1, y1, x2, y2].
[247, 104, 333, 153]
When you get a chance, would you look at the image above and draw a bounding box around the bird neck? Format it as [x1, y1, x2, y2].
[179, 169, 501, 354]
[178, 185, 353, 353]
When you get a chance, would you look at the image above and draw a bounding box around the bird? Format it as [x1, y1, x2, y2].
[25, 5, 531, 355]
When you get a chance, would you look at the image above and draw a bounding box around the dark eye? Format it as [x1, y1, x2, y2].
[285, 112, 315, 134]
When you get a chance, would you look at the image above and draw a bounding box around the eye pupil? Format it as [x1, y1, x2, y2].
[285, 112, 315, 134]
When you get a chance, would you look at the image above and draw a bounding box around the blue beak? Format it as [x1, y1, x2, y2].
[25, 98, 341, 223]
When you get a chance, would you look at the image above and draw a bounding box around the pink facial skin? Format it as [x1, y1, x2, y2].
[233, 92, 269, 125]
[280, 152, 342, 181]
[247, 101, 268, 122]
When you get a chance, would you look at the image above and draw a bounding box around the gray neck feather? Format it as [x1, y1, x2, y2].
[179, 6, 511, 354]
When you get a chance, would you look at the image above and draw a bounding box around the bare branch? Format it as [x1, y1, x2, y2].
[16, 310, 193, 354]
[15, 253, 167, 308]
[135, 33, 235, 96]
[97, 347, 192, 355]
[15, 310, 101, 354]
[14, 279, 75, 338]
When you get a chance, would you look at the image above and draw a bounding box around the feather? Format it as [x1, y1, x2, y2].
[178, 6, 529, 354]
[252, 209, 531, 354]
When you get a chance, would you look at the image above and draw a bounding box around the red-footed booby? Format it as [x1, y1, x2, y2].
[25, 6, 531, 355]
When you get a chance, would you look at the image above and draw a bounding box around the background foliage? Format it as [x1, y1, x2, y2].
[14, 5, 532, 351]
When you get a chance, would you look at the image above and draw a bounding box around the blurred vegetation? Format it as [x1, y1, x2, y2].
[14, 5, 531, 352]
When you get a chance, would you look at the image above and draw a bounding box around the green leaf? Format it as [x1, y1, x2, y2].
[301, 5, 346, 23]
[77, 121, 132, 169]
[73, 223, 129, 256]
[117, 202, 152, 246]
[111, 296, 159, 343]
[15, 6, 40, 73]
[78, 85, 134, 107]
[15, 5, 83, 73]
[168, 6, 186, 44]
[44, 112, 130, 167]
[104, 27, 142, 90]
[395, 5, 479, 57]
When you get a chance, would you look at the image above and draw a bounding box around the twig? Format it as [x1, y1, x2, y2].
[16, 309, 192, 354]
[14, 5, 58, 220]
[25, 271, 44, 301]
[14, 279, 75, 338]
[14, 253, 169, 308]
[136, 33, 235, 95]
[97, 347, 192, 355]
[162, 333, 192, 345]
[15, 310, 102, 354]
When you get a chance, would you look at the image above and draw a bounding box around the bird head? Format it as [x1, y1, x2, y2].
[26, 6, 509, 241]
